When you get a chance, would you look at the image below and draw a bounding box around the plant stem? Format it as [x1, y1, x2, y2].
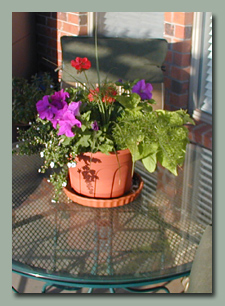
[95, 15, 101, 88]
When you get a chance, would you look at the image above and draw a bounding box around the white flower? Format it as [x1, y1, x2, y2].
[40, 152, 44, 158]
[67, 162, 72, 168]
[71, 162, 76, 168]
[38, 169, 41, 173]
[50, 162, 54, 168]
[51, 199, 56, 203]
[62, 182, 67, 187]
[16, 144, 19, 148]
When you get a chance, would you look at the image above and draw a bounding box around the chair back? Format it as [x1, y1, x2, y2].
[60, 36, 168, 109]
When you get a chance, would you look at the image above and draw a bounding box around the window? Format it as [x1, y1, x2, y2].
[94, 12, 164, 38]
[189, 12, 212, 124]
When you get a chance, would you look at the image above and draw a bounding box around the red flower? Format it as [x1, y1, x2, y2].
[88, 86, 117, 103]
[71, 57, 91, 72]
[88, 87, 100, 102]
[102, 87, 117, 103]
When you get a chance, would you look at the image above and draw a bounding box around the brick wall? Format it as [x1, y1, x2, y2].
[162, 12, 212, 150]
[163, 12, 193, 112]
[35, 12, 89, 79]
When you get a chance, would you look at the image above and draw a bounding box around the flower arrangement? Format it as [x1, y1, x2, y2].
[16, 55, 194, 201]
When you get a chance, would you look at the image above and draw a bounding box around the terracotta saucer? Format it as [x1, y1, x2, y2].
[63, 172, 144, 208]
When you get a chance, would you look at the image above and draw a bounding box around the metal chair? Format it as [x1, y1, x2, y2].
[60, 36, 168, 110]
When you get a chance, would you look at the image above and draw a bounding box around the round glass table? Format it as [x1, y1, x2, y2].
[12, 143, 212, 293]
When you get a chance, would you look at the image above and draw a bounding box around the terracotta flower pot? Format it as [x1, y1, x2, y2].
[68, 149, 133, 199]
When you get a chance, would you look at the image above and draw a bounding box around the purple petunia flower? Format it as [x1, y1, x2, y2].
[57, 112, 82, 137]
[51, 89, 69, 110]
[91, 121, 99, 131]
[50, 107, 67, 129]
[51, 89, 70, 103]
[51, 99, 67, 111]
[36, 95, 58, 120]
[50, 101, 82, 130]
[67, 101, 82, 117]
[132, 79, 153, 100]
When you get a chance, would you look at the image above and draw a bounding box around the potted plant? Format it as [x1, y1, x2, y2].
[12, 72, 57, 140]
[15, 56, 194, 207]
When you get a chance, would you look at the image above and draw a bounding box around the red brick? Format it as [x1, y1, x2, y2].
[47, 17, 57, 28]
[56, 19, 63, 30]
[62, 22, 79, 34]
[165, 23, 174, 36]
[51, 48, 58, 59]
[164, 12, 172, 22]
[173, 12, 193, 25]
[36, 25, 52, 37]
[186, 121, 212, 150]
[79, 14, 88, 25]
[164, 103, 179, 111]
[79, 25, 88, 36]
[165, 50, 173, 63]
[164, 76, 172, 89]
[171, 66, 190, 81]
[57, 31, 74, 41]
[202, 130, 212, 150]
[48, 38, 57, 49]
[173, 52, 191, 67]
[175, 25, 192, 39]
[68, 13, 79, 24]
[51, 28, 57, 39]
[57, 12, 67, 21]
[172, 39, 192, 53]
[185, 13, 193, 25]
[57, 40, 62, 51]
[169, 93, 189, 108]
[172, 80, 189, 94]
[57, 52, 62, 62]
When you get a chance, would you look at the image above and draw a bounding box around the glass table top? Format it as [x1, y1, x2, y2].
[12, 143, 212, 286]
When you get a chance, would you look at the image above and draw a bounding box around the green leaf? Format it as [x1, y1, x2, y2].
[138, 142, 158, 159]
[138, 101, 153, 112]
[61, 136, 73, 146]
[76, 133, 91, 147]
[116, 93, 141, 109]
[157, 151, 178, 176]
[146, 99, 156, 105]
[81, 110, 91, 121]
[142, 153, 157, 173]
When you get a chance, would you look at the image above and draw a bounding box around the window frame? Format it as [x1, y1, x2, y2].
[189, 12, 212, 124]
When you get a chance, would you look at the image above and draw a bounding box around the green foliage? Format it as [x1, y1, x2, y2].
[12, 72, 57, 124]
[14, 75, 195, 201]
[112, 107, 194, 176]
